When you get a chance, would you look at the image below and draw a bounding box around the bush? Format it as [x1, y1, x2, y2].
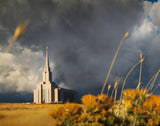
[50, 90, 160, 126]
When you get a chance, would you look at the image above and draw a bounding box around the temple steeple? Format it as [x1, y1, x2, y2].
[43, 46, 52, 82]
[45, 46, 49, 68]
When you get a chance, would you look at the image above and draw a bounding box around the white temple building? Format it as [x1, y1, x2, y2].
[34, 46, 77, 104]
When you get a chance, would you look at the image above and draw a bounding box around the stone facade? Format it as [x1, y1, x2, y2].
[34, 47, 77, 104]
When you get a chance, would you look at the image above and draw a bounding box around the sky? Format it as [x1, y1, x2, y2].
[0, 0, 160, 101]
[144, 0, 158, 3]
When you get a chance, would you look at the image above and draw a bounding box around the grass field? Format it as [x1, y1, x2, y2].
[0, 103, 59, 126]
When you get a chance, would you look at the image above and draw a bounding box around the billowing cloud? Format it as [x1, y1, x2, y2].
[150, 1, 160, 28]
[0, 43, 55, 93]
[0, 0, 160, 95]
[144, 1, 160, 75]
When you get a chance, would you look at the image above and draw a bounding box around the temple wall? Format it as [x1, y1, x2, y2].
[54, 88, 58, 103]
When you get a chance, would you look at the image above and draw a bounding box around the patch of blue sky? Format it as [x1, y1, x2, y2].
[147, 16, 152, 22]
[144, 0, 158, 3]
[156, 30, 159, 36]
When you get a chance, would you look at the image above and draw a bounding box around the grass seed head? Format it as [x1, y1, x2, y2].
[12, 19, 29, 42]
[124, 31, 129, 39]
[108, 84, 111, 91]
[140, 53, 143, 59]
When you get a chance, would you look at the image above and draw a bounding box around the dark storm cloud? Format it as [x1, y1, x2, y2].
[0, 0, 146, 93]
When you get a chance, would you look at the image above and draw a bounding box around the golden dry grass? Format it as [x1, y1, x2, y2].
[0, 103, 59, 126]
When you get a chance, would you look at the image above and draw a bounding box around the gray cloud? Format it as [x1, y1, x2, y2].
[0, 44, 49, 92]
[145, 1, 160, 84]
[150, 1, 160, 28]
[1, 0, 159, 94]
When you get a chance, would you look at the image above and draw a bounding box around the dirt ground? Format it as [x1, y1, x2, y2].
[0, 103, 59, 126]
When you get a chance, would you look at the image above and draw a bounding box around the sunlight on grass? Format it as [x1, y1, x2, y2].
[0, 104, 57, 126]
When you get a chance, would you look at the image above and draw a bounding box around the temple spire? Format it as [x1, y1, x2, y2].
[43, 46, 52, 82]
[46, 46, 49, 67]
